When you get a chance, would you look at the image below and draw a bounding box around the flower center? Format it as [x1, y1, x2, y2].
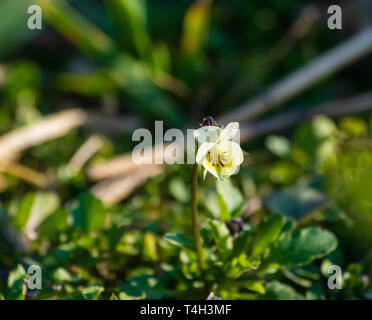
[207, 150, 232, 169]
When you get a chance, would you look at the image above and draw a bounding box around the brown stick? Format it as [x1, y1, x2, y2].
[0, 109, 88, 160]
[91, 165, 163, 205]
[0, 160, 49, 188]
[217, 26, 372, 125]
[239, 91, 372, 141]
[67, 135, 104, 171]
[0, 108, 141, 161]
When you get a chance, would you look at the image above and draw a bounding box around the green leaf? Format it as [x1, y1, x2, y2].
[7, 264, 26, 291]
[82, 285, 104, 300]
[52, 267, 77, 284]
[230, 230, 251, 260]
[39, 208, 68, 238]
[0, 0, 36, 58]
[164, 233, 194, 249]
[340, 117, 367, 137]
[265, 135, 291, 158]
[143, 233, 158, 261]
[40, 0, 116, 62]
[266, 182, 327, 218]
[216, 179, 244, 221]
[263, 227, 338, 269]
[120, 275, 163, 299]
[240, 279, 266, 294]
[7, 264, 26, 300]
[181, 0, 211, 64]
[25, 192, 61, 235]
[68, 193, 104, 233]
[260, 281, 304, 300]
[206, 219, 232, 258]
[110, 293, 119, 300]
[249, 214, 285, 257]
[169, 178, 190, 203]
[118, 291, 146, 300]
[105, 0, 151, 61]
[12, 193, 34, 230]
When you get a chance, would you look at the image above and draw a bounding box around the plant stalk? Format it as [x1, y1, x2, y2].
[191, 163, 204, 273]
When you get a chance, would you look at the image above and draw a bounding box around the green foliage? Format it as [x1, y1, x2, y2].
[0, 0, 371, 301]
[259, 281, 304, 300]
[249, 214, 285, 257]
[263, 227, 338, 269]
[266, 181, 327, 218]
[12, 193, 34, 230]
[216, 179, 244, 221]
[68, 193, 105, 233]
[7, 265, 27, 300]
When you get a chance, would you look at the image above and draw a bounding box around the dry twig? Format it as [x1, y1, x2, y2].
[239, 91, 372, 141]
[0, 109, 87, 160]
[218, 26, 372, 125]
[67, 135, 104, 171]
[91, 165, 163, 205]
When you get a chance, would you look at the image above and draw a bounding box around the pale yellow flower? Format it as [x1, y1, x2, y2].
[193, 122, 244, 179]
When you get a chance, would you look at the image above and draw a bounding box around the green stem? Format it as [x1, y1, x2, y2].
[191, 163, 205, 273]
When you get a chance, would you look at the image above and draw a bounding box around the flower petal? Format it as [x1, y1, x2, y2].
[218, 141, 244, 165]
[219, 160, 238, 179]
[219, 122, 239, 141]
[193, 126, 221, 144]
[195, 142, 215, 164]
[203, 168, 208, 180]
[202, 158, 219, 179]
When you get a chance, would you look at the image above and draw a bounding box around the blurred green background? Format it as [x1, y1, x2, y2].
[0, 0, 371, 300]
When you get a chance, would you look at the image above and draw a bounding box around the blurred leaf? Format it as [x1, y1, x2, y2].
[118, 291, 146, 300]
[164, 233, 194, 249]
[230, 230, 251, 260]
[109, 54, 186, 127]
[305, 281, 324, 300]
[7, 264, 26, 300]
[169, 178, 190, 203]
[259, 281, 304, 300]
[240, 279, 265, 294]
[206, 219, 232, 258]
[152, 43, 171, 73]
[181, 0, 211, 66]
[265, 135, 291, 158]
[82, 285, 104, 300]
[143, 233, 158, 261]
[216, 179, 244, 221]
[109, 293, 118, 300]
[340, 117, 367, 137]
[39, 0, 116, 61]
[12, 193, 34, 230]
[68, 193, 105, 233]
[105, 0, 151, 61]
[0, 1, 36, 58]
[294, 116, 337, 166]
[25, 192, 61, 236]
[56, 71, 116, 97]
[266, 181, 328, 218]
[249, 214, 285, 257]
[121, 275, 164, 299]
[52, 268, 77, 283]
[39, 209, 69, 238]
[263, 227, 338, 269]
